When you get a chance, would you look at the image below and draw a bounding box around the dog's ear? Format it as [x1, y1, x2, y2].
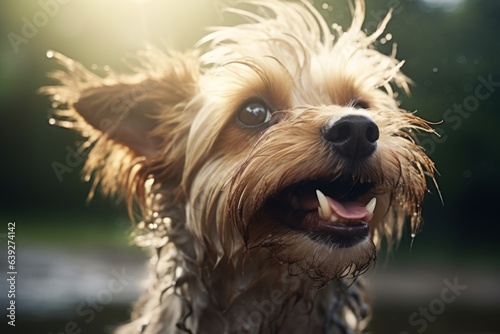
[71, 80, 161, 157]
[41, 48, 200, 202]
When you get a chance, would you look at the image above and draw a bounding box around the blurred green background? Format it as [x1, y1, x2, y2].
[1, 0, 499, 333]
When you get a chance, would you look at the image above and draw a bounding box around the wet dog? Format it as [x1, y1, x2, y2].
[42, 0, 436, 333]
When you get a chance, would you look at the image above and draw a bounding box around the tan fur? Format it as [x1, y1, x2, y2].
[41, 1, 435, 333]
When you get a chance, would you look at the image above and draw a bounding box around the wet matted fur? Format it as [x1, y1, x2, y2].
[41, 0, 436, 333]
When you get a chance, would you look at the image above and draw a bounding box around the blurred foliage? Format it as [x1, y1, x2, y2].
[1, 0, 499, 259]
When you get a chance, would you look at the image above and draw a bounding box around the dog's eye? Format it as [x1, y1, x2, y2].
[353, 101, 369, 109]
[237, 102, 272, 127]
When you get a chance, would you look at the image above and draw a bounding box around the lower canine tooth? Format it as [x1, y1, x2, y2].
[330, 214, 339, 223]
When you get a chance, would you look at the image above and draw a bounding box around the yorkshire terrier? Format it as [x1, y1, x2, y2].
[41, 0, 436, 333]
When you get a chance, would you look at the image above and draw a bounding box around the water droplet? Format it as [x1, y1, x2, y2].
[103, 65, 110, 72]
[46, 50, 54, 59]
[385, 33, 393, 41]
[91, 64, 98, 70]
[48, 118, 56, 125]
[322, 3, 329, 10]
[411, 233, 416, 238]
[331, 23, 341, 31]
[380, 38, 387, 44]
[432, 67, 438, 73]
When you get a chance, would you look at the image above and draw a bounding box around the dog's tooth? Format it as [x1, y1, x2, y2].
[316, 190, 333, 220]
[317, 207, 324, 220]
[365, 197, 377, 214]
[330, 214, 339, 223]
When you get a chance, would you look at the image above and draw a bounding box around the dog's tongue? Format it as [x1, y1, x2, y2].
[316, 190, 375, 222]
[327, 197, 372, 221]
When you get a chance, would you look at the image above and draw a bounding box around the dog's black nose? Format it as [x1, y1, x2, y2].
[322, 115, 379, 160]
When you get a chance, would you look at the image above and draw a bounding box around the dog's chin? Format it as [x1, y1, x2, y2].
[258, 229, 376, 284]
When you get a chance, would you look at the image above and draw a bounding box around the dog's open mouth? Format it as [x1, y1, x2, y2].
[264, 179, 377, 248]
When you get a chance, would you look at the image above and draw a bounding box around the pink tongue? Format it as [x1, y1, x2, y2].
[326, 196, 373, 222]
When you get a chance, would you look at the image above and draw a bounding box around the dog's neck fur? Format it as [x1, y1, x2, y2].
[117, 182, 369, 334]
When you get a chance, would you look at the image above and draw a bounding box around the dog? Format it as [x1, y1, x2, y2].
[41, 0, 436, 333]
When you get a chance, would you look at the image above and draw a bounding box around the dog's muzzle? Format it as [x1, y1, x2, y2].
[262, 114, 381, 248]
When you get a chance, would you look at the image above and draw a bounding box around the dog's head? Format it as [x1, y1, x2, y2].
[42, 0, 435, 284]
